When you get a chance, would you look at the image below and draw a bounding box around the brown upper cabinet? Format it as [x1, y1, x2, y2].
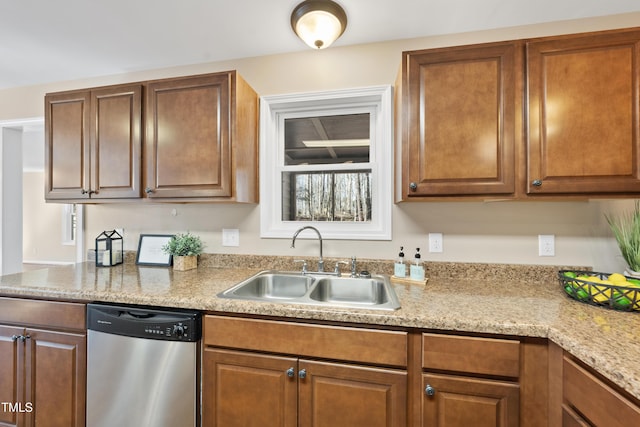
[527, 29, 640, 194]
[397, 41, 520, 200]
[396, 26, 640, 200]
[45, 84, 142, 200]
[44, 70, 258, 203]
[144, 72, 258, 201]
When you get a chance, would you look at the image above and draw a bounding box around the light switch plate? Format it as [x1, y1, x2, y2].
[222, 228, 240, 247]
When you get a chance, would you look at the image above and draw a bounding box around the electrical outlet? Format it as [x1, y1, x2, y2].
[428, 233, 443, 253]
[222, 228, 240, 247]
[538, 234, 555, 256]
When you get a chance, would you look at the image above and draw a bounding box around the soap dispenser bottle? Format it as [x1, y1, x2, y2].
[394, 247, 406, 277]
[410, 248, 425, 281]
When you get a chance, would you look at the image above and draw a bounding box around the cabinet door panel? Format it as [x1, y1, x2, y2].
[0, 326, 25, 427]
[27, 329, 86, 427]
[145, 74, 231, 198]
[44, 91, 91, 200]
[298, 359, 407, 427]
[402, 42, 517, 197]
[563, 356, 640, 427]
[203, 348, 297, 427]
[91, 84, 142, 199]
[527, 30, 640, 193]
[422, 373, 519, 427]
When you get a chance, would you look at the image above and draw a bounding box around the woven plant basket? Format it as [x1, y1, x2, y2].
[173, 255, 197, 271]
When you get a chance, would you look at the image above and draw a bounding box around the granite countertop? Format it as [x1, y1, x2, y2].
[1, 258, 639, 401]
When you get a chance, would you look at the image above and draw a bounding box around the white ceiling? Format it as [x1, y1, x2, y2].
[1, 0, 639, 91]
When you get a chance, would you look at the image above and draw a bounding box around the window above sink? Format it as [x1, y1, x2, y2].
[259, 86, 393, 240]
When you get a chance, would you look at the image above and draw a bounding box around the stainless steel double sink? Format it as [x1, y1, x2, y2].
[217, 270, 401, 311]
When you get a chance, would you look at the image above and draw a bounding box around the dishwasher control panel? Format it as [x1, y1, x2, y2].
[143, 322, 192, 339]
[87, 303, 201, 342]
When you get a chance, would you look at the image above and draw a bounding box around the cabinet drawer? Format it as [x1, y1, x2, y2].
[0, 297, 85, 331]
[204, 315, 407, 367]
[423, 333, 520, 378]
[563, 356, 640, 427]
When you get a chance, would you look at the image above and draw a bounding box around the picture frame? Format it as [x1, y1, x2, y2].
[135, 234, 174, 266]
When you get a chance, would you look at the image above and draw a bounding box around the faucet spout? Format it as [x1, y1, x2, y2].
[291, 226, 324, 272]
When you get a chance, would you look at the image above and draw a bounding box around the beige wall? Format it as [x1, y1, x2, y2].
[4, 12, 640, 272]
[23, 172, 76, 263]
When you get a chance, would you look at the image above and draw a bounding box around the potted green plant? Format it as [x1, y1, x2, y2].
[162, 232, 205, 271]
[606, 202, 640, 275]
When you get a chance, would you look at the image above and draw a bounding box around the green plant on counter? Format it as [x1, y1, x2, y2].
[162, 232, 205, 257]
[606, 201, 640, 272]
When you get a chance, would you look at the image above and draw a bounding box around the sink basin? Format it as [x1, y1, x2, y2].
[217, 271, 400, 311]
[309, 277, 389, 305]
[219, 272, 314, 300]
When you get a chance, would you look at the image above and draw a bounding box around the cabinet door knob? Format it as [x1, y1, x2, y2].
[409, 182, 418, 191]
[145, 187, 154, 194]
[286, 367, 295, 378]
[11, 334, 30, 342]
[298, 369, 307, 379]
[425, 384, 436, 396]
[531, 179, 542, 187]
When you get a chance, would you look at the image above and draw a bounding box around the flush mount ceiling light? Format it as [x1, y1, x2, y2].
[290, 0, 347, 49]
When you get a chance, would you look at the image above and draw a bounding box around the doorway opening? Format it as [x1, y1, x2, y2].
[0, 117, 83, 275]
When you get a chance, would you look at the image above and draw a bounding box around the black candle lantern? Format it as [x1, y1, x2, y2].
[95, 230, 123, 267]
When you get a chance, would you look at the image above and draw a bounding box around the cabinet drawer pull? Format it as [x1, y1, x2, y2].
[409, 182, 418, 191]
[11, 334, 20, 342]
[145, 187, 154, 194]
[286, 367, 295, 378]
[298, 369, 307, 379]
[531, 179, 542, 187]
[425, 384, 436, 396]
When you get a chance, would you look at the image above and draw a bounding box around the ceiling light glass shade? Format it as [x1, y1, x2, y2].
[291, 0, 347, 49]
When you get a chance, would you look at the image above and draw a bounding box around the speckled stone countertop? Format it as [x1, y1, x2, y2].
[1, 255, 639, 401]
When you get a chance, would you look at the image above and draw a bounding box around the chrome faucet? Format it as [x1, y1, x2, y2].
[291, 226, 324, 272]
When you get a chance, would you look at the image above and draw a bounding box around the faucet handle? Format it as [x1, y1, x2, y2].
[294, 259, 308, 274]
[334, 261, 349, 276]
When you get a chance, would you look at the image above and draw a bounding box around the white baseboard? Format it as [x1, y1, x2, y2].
[22, 260, 75, 265]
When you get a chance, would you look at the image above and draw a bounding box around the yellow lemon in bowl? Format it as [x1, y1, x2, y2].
[589, 280, 613, 303]
[608, 273, 627, 284]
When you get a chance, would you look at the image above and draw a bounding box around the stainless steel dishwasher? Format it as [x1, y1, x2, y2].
[86, 303, 201, 427]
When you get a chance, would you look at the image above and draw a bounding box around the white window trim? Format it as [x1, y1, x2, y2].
[259, 85, 393, 240]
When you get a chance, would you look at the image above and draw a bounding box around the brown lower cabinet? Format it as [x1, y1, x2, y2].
[421, 373, 519, 427]
[204, 348, 407, 427]
[2, 300, 639, 427]
[549, 343, 640, 427]
[418, 333, 523, 427]
[0, 298, 86, 427]
[202, 315, 408, 427]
